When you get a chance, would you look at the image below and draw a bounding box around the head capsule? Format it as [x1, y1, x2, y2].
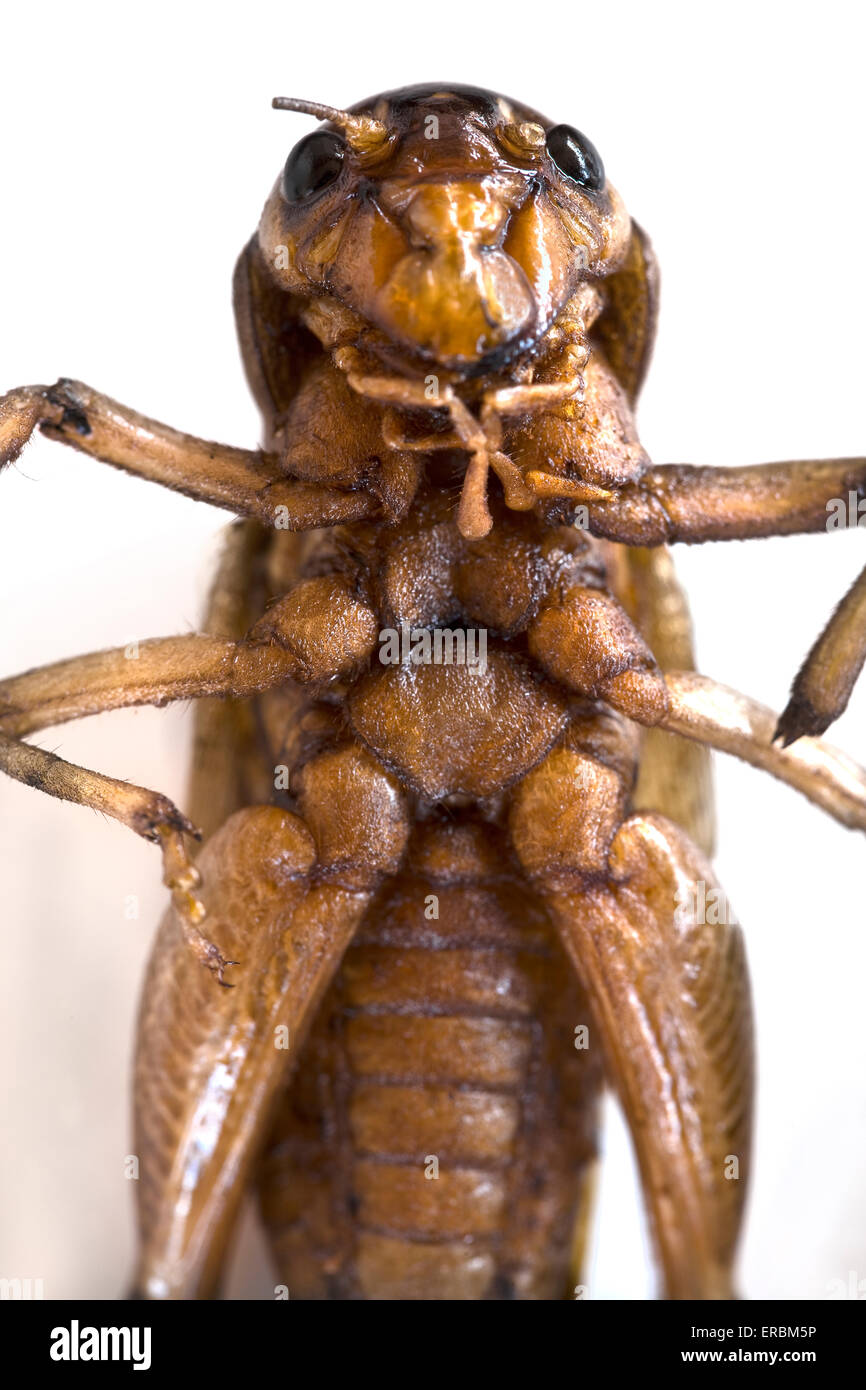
[260, 83, 632, 375]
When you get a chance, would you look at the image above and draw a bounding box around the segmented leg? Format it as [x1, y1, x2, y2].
[0, 380, 377, 528]
[0, 728, 197, 852]
[336, 345, 598, 539]
[526, 580, 866, 832]
[527, 575, 670, 725]
[133, 743, 409, 1299]
[528, 456, 866, 544]
[776, 558, 866, 744]
[0, 635, 297, 738]
[0, 730, 240, 978]
[0, 556, 378, 740]
[0, 570, 380, 975]
[509, 745, 753, 1299]
[661, 670, 866, 832]
[0, 630, 303, 945]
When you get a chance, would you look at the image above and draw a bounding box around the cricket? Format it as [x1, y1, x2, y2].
[1, 82, 865, 1300]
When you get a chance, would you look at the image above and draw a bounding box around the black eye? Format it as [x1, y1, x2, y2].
[282, 130, 345, 203]
[546, 124, 605, 193]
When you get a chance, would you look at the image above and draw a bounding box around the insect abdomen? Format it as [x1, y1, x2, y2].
[257, 818, 602, 1299]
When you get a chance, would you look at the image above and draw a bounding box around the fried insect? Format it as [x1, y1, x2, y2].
[2, 83, 864, 1300]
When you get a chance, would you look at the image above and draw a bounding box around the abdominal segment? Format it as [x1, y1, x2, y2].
[256, 817, 602, 1300]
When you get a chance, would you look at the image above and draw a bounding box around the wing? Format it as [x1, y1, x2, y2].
[185, 519, 276, 842]
[616, 543, 716, 858]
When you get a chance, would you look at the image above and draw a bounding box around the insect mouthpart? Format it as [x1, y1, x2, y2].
[263, 87, 633, 537]
[372, 175, 541, 369]
[335, 339, 607, 543]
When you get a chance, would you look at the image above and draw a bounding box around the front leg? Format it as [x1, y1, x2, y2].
[0, 380, 378, 528]
[528, 456, 866, 544]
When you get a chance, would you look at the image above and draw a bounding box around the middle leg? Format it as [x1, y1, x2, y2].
[0, 572, 381, 970]
[526, 577, 866, 832]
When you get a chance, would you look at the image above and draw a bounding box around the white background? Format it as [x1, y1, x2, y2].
[1, 0, 864, 1301]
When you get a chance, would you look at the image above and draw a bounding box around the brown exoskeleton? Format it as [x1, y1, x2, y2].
[1, 83, 865, 1300]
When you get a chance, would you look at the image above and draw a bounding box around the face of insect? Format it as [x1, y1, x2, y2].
[259, 84, 631, 374]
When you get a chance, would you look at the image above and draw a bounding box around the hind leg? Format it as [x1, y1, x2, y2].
[133, 742, 409, 1299]
[509, 741, 754, 1299]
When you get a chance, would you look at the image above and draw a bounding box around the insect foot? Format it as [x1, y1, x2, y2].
[0, 383, 63, 466]
[199, 943, 241, 989]
[157, 825, 239, 987]
[0, 378, 103, 469]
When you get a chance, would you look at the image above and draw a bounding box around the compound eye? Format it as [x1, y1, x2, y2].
[282, 130, 345, 202]
[546, 124, 605, 193]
